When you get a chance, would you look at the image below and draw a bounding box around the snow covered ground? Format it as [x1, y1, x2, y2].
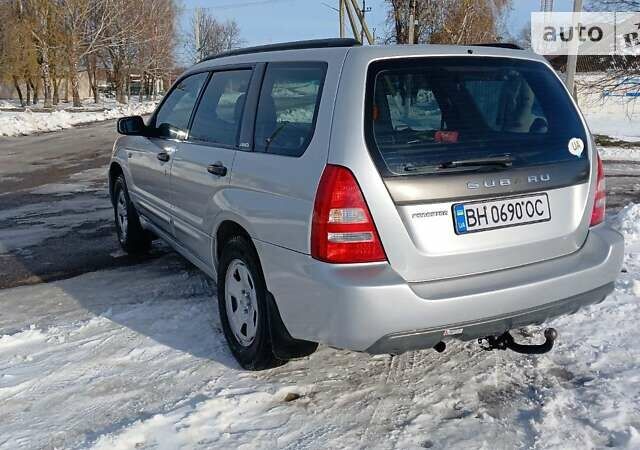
[585, 112, 640, 142]
[0, 99, 158, 137]
[0, 203, 638, 449]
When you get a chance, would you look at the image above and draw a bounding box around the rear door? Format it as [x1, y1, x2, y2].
[334, 55, 594, 282]
[170, 68, 253, 265]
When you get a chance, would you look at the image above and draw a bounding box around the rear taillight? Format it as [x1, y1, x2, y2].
[311, 165, 386, 263]
[590, 153, 606, 226]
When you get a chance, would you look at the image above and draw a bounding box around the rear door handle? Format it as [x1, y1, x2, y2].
[157, 152, 170, 162]
[207, 163, 228, 177]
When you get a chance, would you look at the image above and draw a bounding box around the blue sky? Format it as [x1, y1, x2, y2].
[179, 0, 574, 48]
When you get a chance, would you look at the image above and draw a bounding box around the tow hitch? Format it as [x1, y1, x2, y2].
[478, 328, 558, 355]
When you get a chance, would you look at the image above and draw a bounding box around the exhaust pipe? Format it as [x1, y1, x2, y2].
[479, 328, 558, 355]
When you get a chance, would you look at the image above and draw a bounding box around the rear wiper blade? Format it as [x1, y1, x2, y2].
[438, 155, 514, 169]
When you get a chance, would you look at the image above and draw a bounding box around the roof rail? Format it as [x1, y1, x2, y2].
[200, 38, 360, 63]
[472, 42, 523, 50]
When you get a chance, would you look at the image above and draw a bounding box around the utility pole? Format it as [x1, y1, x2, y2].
[339, 0, 345, 38]
[331, 0, 374, 44]
[360, 0, 372, 44]
[349, 0, 374, 44]
[408, 0, 416, 44]
[565, 0, 583, 99]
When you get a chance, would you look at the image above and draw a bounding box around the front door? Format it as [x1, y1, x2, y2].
[127, 72, 209, 236]
[170, 69, 253, 265]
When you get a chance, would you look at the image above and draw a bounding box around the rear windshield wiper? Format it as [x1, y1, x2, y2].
[438, 155, 514, 169]
[402, 155, 515, 174]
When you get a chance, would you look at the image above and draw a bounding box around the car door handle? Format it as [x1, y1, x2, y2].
[157, 152, 170, 162]
[207, 163, 228, 177]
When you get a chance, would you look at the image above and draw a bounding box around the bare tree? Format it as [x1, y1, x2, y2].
[384, 0, 511, 45]
[136, 0, 177, 101]
[575, 0, 640, 98]
[186, 8, 243, 63]
[431, 0, 511, 45]
[0, 2, 39, 106]
[2, 0, 179, 106]
[103, 0, 148, 103]
[19, 0, 62, 108]
[59, 0, 116, 106]
[384, 0, 447, 44]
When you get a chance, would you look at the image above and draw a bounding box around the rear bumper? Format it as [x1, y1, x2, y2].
[254, 225, 624, 354]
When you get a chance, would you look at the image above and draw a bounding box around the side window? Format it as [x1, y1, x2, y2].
[254, 62, 327, 157]
[189, 69, 252, 146]
[154, 72, 208, 139]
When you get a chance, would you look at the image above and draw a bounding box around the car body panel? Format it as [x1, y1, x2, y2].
[254, 225, 623, 352]
[121, 135, 176, 236]
[219, 48, 346, 254]
[170, 141, 237, 266]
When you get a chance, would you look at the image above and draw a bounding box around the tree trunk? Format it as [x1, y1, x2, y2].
[126, 72, 131, 103]
[139, 72, 145, 102]
[69, 64, 81, 107]
[39, 45, 53, 108]
[53, 79, 60, 105]
[13, 76, 25, 107]
[26, 80, 31, 105]
[29, 79, 39, 105]
[68, 43, 82, 108]
[87, 54, 99, 104]
[113, 61, 126, 104]
[115, 72, 126, 104]
[64, 76, 69, 103]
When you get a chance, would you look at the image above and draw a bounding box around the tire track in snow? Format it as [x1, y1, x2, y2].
[359, 351, 427, 448]
[358, 354, 394, 446]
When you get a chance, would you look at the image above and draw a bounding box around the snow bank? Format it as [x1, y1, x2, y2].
[584, 112, 640, 142]
[0, 101, 157, 137]
[612, 203, 640, 245]
[598, 146, 640, 162]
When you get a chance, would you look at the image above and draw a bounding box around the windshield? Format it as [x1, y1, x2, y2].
[366, 57, 589, 176]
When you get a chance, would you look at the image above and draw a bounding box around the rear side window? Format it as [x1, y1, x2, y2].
[366, 57, 588, 176]
[154, 72, 208, 139]
[254, 62, 327, 157]
[189, 70, 252, 147]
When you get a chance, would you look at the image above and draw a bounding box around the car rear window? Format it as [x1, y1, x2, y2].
[365, 57, 589, 176]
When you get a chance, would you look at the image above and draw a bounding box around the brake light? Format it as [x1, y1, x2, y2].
[311, 165, 387, 263]
[590, 153, 606, 226]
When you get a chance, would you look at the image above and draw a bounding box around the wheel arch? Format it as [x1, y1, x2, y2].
[215, 220, 253, 270]
[215, 220, 318, 360]
[108, 161, 124, 204]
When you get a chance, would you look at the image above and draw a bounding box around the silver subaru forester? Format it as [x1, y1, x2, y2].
[109, 39, 624, 370]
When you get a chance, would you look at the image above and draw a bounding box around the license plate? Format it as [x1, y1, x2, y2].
[453, 193, 551, 234]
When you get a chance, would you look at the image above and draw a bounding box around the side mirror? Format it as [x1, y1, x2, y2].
[117, 116, 147, 136]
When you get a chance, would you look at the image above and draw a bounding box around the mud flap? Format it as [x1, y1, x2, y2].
[266, 292, 318, 360]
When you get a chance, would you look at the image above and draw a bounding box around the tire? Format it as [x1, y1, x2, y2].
[217, 236, 283, 370]
[112, 175, 151, 254]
